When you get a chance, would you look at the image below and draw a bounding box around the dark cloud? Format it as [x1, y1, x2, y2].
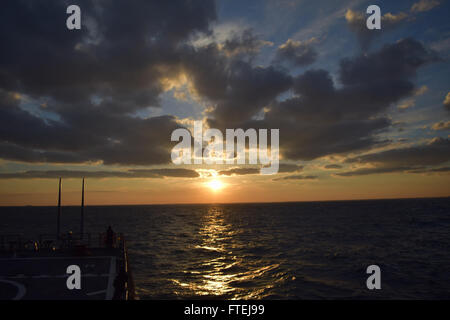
[407, 166, 450, 174]
[335, 165, 450, 176]
[339, 39, 438, 90]
[273, 38, 318, 67]
[0, 2, 441, 173]
[273, 174, 317, 181]
[0, 0, 216, 166]
[221, 29, 272, 59]
[217, 167, 260, 176]
[258, 163, 303, 174]
[0, 168, 199, 179]
[276, 163, 303, 173]
[335, 166, 417, 176]
[346, 137, 450, 167]
[0, 0, 292, 167]
[186, 45, 293, 127]
[232, 39, 436, 161]
[324, 164, 342, 169]
[0, 141, 86, 164]
[215, 164, 301, 176]
[0, 92, 184, 165]
[0, 90, 101, 153]
[336, 137, 450, 176]
[0, 0, 216, 108]
[444, 92, 450, 110]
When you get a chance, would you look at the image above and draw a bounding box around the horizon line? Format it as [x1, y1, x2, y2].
[2, 195, 449, 207]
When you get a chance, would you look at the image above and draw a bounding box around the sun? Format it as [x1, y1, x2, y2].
[207, 179, 224, 192]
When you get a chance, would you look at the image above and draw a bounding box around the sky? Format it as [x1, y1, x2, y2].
[0, 0, 449, 205]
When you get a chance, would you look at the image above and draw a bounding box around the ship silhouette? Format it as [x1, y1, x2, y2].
[0, 178, 135, 300]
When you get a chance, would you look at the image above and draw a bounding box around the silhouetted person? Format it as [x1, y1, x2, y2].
[113, 267, 128, 299]
[68, 231, 73, 248]
[106, 226, 114, 248]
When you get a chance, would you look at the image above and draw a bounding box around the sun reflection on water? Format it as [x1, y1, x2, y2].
[172, 206, 280, 299]
[194, 206, 237, 296]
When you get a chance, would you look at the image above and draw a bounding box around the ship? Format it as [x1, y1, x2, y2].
[0, 178, 135, 300]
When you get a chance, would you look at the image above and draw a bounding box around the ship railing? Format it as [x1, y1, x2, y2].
[0, 232, 125, 252]
[98, 232, 124, 249]
[0, 234, 30, 252]
[36, 232, 92, 250]
[111, 234, 135, 300]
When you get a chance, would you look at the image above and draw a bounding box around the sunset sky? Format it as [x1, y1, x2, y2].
[0, 0, 449, 205]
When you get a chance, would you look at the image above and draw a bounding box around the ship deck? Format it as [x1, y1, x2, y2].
[0, 249, 121, 300]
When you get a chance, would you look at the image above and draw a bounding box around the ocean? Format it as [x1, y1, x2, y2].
[1, 198, 450, 299]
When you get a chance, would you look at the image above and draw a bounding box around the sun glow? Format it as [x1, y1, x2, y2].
[207, 179, 224, 192]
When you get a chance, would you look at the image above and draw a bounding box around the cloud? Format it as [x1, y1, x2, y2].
[324, 164, 343, 169]
[398, 99, 416, 110]
[231, 39, 437, 161]
[0, 141, 86, 164]
[217, 167, 260, 176]
[0, 1, 217, 166]
[220, 29, 273, 58]
[408, 166, 450, 174]
[189, 45, 293, 127]
[0, 168, 200, 179]
[346, 2, 442, 50]
[0, 1, 217, 108]
[131, 168, 200, 178]
[397, 85, 428, 109]
[336, 165, 450, 176]
[335, 166, 418, 176]
[276, 163, 304, 173]
[337, 137, 450, 176]
[431, 37, 450, 54]
[411, 0, 440, 13]
[273, 38, 318, 67]
[261, 163, 303, 173]
[444, 92, 450, 110]
[0, 2, 442, 174]
[415, 85, 429, 96]
[215, 163, 302, 176]
[0, 94, 184, 165]
[347, 137, 450, 167]
[345, 9, 409, 50]
[431, 121, 450, 131]
[0, 1, 294, 166]
[273, 174, 317, 181]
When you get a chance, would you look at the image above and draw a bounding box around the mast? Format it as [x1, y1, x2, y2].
[80, 177, 85, 239]
[57, 177, 61, 239]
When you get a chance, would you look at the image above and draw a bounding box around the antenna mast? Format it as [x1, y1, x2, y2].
[80, 178, 85, 239]
[57, 177, 61, 239]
